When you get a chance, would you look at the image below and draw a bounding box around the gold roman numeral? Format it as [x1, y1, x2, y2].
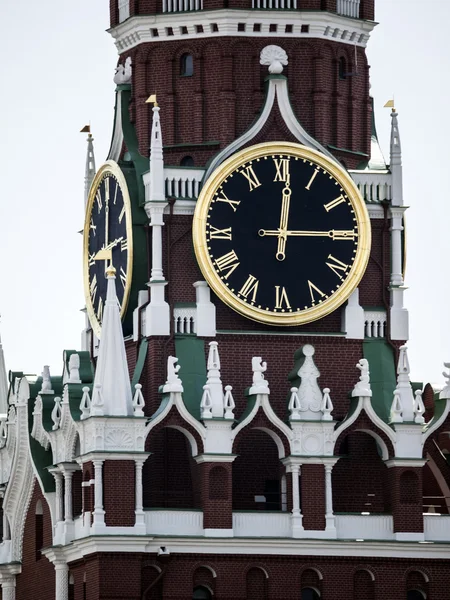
[90, 274, 97, 303]
[275, 286, 291, 310]
[113, 182, 118, 205]
[121, 239, 128, 252]
[308, 280, 326, 305]
[120, 267, 127, 288]
[90, 219, 96, 236]
[216, 191, 240, 212]
[214, 250, 240, 279]
[324, 194, 346, 212]
[88, 252, 95, 267]
[305, 168, 319, 191]
[326, 254, 349, 279]
[97, 297, 104, 323]
[273, 158, 290, 182]
[96, 190, 102, 213]
[119, 205, 126, 224]
[238, 274, 259, 303]
[105, 177, 110, 202]
[240, 165, 261, 191]
[209, 226, 232, 240]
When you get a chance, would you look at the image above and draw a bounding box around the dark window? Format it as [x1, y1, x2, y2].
[69, 576, 75, 600]
[180, 54, 194, 76]
[301, 24, 309, 33]
[253, 23, 261, 32]
[181, 156, 195, 167]
[193, 587, 212, 600]
[264, 479, 281, 511]
[285, 24, 293, 33]
[407, 592, 426, 600]
[211, 23, 219, 32]
[339, 56, 347, 79]
[302, 589, 320, 600]
[151, 28, 159, 37]
[166, 27, 174, 35]
[269, 23, 277, 32]
[35, 500, 43, 561]
[181, 25, 189, 34]
[238, 22, 246, 31]
[195, 24, 203, 33]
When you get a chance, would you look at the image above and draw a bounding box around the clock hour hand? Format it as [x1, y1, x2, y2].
[92, 237, 124, 263]
[259, 229, 356, 241]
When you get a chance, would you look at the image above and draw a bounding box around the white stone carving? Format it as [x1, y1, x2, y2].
[80, 387, 91, 420]
[260, 45, 288, 74]
[440, 363, 450, 399]
[395, 345, 414, 421]
[41, 366, 52, 394]
[0, 418, 7, 449]
[31, 397, 50, 450]
[288, 387, 301, 421]
[163, 357, 184, 393]
[364, 310, 387, 338]
[114, 56, 132, 85]
[249, 357, 270, 395]
[132, 384, 145, 417]
[223, 386, 235, 420]
[414, 390, 425, 424]
[352, 358, 372, 397]
[297, 345, 322, 418]
[90, 384, 105, 417]
[174, 307, 196, 334]
[206, 342, 225, 418]
[390, 389, 403, 423]
[105, 429, 133, 449]
[321, 388, 333, 421]
[68, 354, 81, 383]
[200, 386, 213, 420]
[51, 397, 62, 431]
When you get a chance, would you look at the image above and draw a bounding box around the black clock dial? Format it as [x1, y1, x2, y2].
[84, 162, 132, 336]
[193, 144, 371, 326]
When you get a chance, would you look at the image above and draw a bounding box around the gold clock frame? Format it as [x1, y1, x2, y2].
[83, 160, 133, 337]
[193, 142, 371, 326]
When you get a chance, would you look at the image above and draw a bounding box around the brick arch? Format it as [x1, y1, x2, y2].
[193, 565, 216, 595]
[406, 569, 430, 598]
[353, 569, 375, 600]
[246, 566, 268, 599]
[232, 407, 290, 458]
[333, 411, 395, 459]
[146, 405, 204, 456]
[300, 567, 323, 597]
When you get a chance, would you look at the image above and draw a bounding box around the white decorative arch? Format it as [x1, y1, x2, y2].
[301, 567, 323, 581]
[254, 426, 286, 459]
[196, 564, 217, 578]
[425, 453, 450, 513]
[167, 425, 199, 457]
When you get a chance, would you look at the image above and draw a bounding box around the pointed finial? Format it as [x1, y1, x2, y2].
[352, 358, 372, 397]
[146, 94, 158, 107]
[132, 383, 145, 417]
[200, 385, 213, 419]
[321, 388, 333, 421]
[80, 386, 92, 420]
[51, 397, 62, 430]
[397, 345, 410, 375]
[414, 389, 425, 424]
[390, 388, 403, 423]
[288, 387, 301, 420]
[223, 385, 235, 420]
[395, 345, 415, 421]
[205, 341, 224, 417]
[82, 124, 96, 207]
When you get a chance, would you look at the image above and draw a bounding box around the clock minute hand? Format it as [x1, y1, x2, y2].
[275, 180, 292, 261]
[259, 229, 356, 241]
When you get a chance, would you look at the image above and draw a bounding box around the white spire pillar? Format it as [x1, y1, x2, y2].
[0, 324, 8, 416]
[93, 266, 133, 416]
[144, 96, 170, 336]
[388, 107, 408, 340]
[82, 128, 96, 208]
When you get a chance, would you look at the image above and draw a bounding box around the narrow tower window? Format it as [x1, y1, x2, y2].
[339, 56, 347, 80]
[181, 156, 195, 167]
[35, 499, 43, 561]
[180, 54, 194, 76]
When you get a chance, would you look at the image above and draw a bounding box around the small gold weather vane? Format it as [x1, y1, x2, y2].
[384, 97, 395, 112]
[146, 94, 158, 107]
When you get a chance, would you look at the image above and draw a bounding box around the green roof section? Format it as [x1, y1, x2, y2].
[174, 336, 207, 420]
[363, 339, 397, 422]
[27, 377, 55, 493]
[131, 338, 149, 389]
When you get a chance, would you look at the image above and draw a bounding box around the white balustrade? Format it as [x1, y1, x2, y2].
[424, 515, 450, 541]
[144, 168, 205, 202]
[162, 0, 203, 12]
[145, 509, 203, 535]
[350, 171, 392, 204]
[174, 306, 197, 334]
[252, 0, 297, 8]
[118, 0, 130, 22]
[364, 310, 387, 338]
[336, 0, 360, 18]
[233, 511, 291, 537]
[335, 514, 394, 540]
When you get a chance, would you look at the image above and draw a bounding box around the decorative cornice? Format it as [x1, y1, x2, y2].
[109, 10, 376, 53]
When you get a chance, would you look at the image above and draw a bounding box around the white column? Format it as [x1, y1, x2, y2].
[63, 472, 73, 524]
[390, 209, 404, 286]
[325, 464, 336, 532]
[145, 205, 170, 336]
[291, 464, 303, 537]
[2, 577, 16, 600]
[92, 460, 105, 532]
[134, 459, 146, 533]
[54, 560, 69, 600]
[150, 211, 164, 281]
[55, 472, 64, 523]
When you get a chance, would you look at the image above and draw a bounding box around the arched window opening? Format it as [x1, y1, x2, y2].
[180, 54, 194, 77]
[209, 466, 228, 500]
[301, 588, 320, 600]
[181, 155, 195, 167]
[338, 56, 347, 80]
[69, 574, 75, 600]
[246, 567, 267, 599]
[193, 586, 212, 599]
[353, 570, 375, 600]
[83, 573, 87, 600]
[406, 571, 428, 600]
[72, 469, 83, 518]
[407, 592, 426, 600]
[35, 499, 44, 561]
[400, 471, 420, 504]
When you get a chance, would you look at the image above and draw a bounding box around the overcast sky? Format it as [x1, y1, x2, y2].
[0, 0, 449, 387]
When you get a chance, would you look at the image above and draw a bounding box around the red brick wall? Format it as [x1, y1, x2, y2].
[16, 480, 55, 600]
[201, 462, 233, 529]
[301, 464, 326, 530]
[389, 466, 424, 533]
[103, 460, 136, 526]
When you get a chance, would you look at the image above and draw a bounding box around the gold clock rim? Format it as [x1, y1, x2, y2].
[193, 142, 371, 326]
[83, 160, 134, 338]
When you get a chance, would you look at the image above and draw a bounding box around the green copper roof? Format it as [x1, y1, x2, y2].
[174, 336, 206, 420]
[363, 339, 397, 422]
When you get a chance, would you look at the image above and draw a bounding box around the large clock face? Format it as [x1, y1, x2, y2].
[193, 143, 371, 326]
[83, 161, 133, 337]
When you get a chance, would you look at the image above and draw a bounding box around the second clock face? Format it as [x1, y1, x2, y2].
[193, 143, 371, 326]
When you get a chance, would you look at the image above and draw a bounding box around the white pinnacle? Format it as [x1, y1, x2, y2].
[92, 267, 133, 416]
[206, 342, 224, 418]
[0, 324, 8, 415]
[84, 132, 96, 208]
[395, 345, 414, 422]
[390, 107, 403, 206]
[149, 103, 165, 202]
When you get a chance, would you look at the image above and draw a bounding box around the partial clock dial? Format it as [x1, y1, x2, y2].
[83, 161, 133, 337]
[193, 143, 371, 326]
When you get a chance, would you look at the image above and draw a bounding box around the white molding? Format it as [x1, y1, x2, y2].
[194, 454, 237, 463]
[384, 459, 427, 468]
[204, 528, 234, 537]
[365, 203, 385, 219]
[109, 10, 376, 53]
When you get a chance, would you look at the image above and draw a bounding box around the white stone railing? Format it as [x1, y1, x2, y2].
[424, 515, 450, 541]
[252, 0, 297, 7]
[336, 0, 360, 18]
[350, 171, 392, 204]
[174, 306, 197, 334]
[145, 509, 203, 535]
[335, 514, 394, 540]
[144, 167, 204, 202]
[162, 0, 203, 12]
[118, 0, 130, 22]
[364, 310, 387, 338]
[233, 511, 291, 537]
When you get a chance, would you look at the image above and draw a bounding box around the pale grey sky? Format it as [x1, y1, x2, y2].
[0, 0, 448, 387]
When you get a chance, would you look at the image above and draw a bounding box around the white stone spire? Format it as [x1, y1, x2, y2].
[395, 345, 414, 422]
[82, 127, 96, 208]
[390, 108, 403, 207]
[93, 266, 133, 416]
[205, 342, 224, 418]
[0, 323, 8, 415]
[144, 95, 170, 336]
